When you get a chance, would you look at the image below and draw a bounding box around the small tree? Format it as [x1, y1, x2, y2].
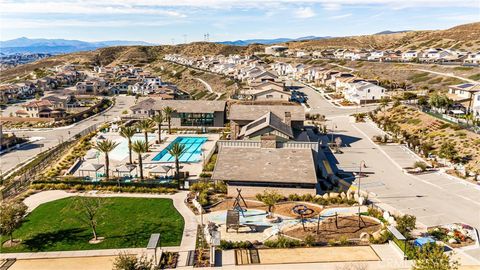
[438, 142, 458, 162]
[413, 243, 459, 270]
[74, 196, 105, 242]
[396, 214, 416, 238]
[0, 201, 27, 246]
[256, 190, 283, 218]
[113, 252, 153, 270]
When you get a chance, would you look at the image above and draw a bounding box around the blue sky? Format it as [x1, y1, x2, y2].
[0, 0, 479, 44]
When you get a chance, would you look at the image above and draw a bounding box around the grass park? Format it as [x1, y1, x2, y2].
[1, 197, 184, 253]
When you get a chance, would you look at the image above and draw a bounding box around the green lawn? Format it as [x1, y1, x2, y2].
[1, 197, 184, 253]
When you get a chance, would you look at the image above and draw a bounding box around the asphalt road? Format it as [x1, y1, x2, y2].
[295, 81, 480, 260]
[0, 95, 136, 175]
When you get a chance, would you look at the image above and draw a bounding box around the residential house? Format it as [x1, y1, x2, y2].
[239, 82, 291, 102]
[402, 50, 419, 61]
[75, 79, 106, 95]
[229, 104, 305, 139]
[367, 51, 385, 61]
[344, 81, 387, 104]
[448, 83, 480, 115]
[17, 98, 67, 118]
[464, 52, 480, 64]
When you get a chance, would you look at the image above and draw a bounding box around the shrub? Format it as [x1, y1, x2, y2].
[264, 236, 302, 248]
[304, 235, 316, 247]
[219, 240, 254, 250]
[396, 214, 416, 238]
[413, 161, 428, 172]
[288, 194, 301, 201]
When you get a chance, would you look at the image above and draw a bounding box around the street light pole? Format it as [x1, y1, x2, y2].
[358, 160, 366, 228]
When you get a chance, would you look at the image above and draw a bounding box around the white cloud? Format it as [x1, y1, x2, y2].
[329, 13, 352, 19]
[295, 7, 316, 19]
[1, 0, 476, 15]
[0, 18, 176, 29]
[322, 3, 342, 11]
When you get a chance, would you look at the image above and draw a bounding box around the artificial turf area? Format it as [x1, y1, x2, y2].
[1, 197, 184, 253]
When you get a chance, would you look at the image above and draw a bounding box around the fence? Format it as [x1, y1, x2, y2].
[0, 123, 100, 200]
[420, 107, 480, 134]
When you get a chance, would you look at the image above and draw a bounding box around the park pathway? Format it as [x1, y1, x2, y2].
[3, 190, 198, 267]
[194, 78, 222, 100]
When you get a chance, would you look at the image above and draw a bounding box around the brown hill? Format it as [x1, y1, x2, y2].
[0, 43, 263, 82]
[284, 22, 480, 51]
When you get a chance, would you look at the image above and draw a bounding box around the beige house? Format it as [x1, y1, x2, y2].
[240, 82, 291, 101]
[238, 112, 294, 141]
[229, 104, 305, 139]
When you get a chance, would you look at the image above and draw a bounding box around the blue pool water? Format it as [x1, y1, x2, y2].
[152, 137, 208, 163]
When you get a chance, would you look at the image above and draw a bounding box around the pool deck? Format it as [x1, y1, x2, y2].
[74, 132, 219, 180]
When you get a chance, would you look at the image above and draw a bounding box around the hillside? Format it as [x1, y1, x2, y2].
[283, 22, 480, 51]
[0, 43, 262, 82]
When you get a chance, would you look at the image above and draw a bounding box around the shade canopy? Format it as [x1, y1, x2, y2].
[79, 163, 104, 172]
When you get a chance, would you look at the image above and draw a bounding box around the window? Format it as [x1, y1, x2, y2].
[266, 94, 273, 99]
[180, 113, 214, 126]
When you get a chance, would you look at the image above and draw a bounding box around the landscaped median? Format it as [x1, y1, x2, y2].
[1, 197, 184, 253]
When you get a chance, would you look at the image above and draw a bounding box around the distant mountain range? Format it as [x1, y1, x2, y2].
[0, 37, 155, 55]
[374, 30, 412, 35]
[217, 36, 332, 46]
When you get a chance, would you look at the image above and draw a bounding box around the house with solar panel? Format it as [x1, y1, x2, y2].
[448, 83, 480, 117]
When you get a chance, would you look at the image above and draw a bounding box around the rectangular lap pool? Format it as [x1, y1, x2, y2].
[152, 137, 208, 163]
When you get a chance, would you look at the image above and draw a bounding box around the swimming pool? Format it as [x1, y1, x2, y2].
[152, 136, 208, 163]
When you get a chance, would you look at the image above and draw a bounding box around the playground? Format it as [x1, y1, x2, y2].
[204, 190, 374, 244]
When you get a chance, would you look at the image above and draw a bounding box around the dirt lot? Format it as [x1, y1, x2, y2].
[256, 246, 379, 264]
[284, 216, 382, 243]
[207, 200, 324, 218]
[9, 256, 116, 270]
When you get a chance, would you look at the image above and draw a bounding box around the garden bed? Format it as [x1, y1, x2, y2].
[283, 215, 382, 245]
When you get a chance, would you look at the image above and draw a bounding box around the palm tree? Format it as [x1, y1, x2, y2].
[135, 119, 154, 152]
[131, 140, 148, 180]
[163, 106, 174, 134]
[151, 113, 164, 143]
[119, 126, 136, 164]
[94, 139, 119, 180]
[168, 142, 186, 189]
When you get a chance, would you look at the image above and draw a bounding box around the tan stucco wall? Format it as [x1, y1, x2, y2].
[227, 184, 316, 198]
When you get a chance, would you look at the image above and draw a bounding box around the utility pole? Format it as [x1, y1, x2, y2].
[358, 160, 366, 228]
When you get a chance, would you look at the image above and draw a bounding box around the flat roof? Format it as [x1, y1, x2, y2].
[211, 147, 317, 184]
[229, 104, 305, 121]
[131, 98, 226, 113]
